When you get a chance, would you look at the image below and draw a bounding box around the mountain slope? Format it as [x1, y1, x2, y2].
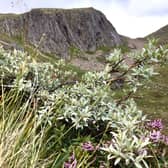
[0, 8, 123, 58]
[121, 35, 147, 50]
[146, 24, 168, 45]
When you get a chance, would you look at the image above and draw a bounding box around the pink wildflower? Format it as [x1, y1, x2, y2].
[149, 130, 162, 142]
[82, 142, 95, 151]
[147, 119, 163, 130]
[64, 153, 77, 168]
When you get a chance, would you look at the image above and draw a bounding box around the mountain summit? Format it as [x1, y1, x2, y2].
[0, 8, 123, 58]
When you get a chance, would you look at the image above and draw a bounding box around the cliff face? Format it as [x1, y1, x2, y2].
[0, 8, 123, 57]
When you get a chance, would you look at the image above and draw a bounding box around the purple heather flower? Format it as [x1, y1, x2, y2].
[82, 142, 95, 151]
[147, 119, 163, 130]
[138, 148, 148, 156]
[164, 136, 168, 145]
[149, 130, 162, 142]
[161, 135, 168, 145]
[64, 153, 77, 168]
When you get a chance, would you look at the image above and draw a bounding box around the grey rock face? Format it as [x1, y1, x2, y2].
[0, 8, 123, 57]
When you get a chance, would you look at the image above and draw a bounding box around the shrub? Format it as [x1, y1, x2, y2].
[0, 39, 168, 167]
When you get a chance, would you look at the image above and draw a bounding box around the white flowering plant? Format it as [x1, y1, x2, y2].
[0, 39, 168, 168]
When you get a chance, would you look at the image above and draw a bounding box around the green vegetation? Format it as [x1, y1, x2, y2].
[0, 40, 168, 167]
[98, 45, 112, 53]
[69, 46, 82, 58]
[117, 44, 130, 53]
[0, 13, 20, 20]
[136, 65, 168, 131]
[94, 44, 130, 64]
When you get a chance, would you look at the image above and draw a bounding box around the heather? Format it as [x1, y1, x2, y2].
[0, 39, 168, 167]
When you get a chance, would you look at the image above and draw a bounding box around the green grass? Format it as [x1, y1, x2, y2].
[136, 65, 168, 132]
[98, 46, 112, 53]
[0, 13, 20, 20]
[64, 62, 87, 79]
[69, 46, 82, 58]
[117, 44, 130, 53]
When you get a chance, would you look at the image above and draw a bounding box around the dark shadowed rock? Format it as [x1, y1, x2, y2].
[0, 8, 123, 58]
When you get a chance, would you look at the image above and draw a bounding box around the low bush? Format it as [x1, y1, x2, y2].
[0, 39, 168, 167]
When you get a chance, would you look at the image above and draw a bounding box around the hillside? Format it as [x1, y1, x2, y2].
[0, 8, 123, 58]
[121, 35, 147, 50]
[120, 25, 168, 50]
[146, 24, 168, 45]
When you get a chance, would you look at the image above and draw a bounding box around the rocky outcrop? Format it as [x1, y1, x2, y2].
[0, 8, 123, 58]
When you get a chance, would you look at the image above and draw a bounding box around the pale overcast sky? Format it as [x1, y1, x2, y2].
[0, 0, 168, 38]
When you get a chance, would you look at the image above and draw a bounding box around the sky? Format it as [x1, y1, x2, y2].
[0, 0, 168, 38]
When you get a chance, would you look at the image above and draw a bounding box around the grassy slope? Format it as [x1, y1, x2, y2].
[136, 66, 168, 125]
[146, 24, 168, 45]
[136, 26, 168, 126]
[121, 24, 168, 50]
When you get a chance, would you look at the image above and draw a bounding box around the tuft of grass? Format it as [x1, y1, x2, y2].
[98, 46, 112, 53]
[69, 45, 82, 58]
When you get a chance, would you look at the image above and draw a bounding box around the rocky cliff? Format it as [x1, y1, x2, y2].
[0, 8, 123, 58]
